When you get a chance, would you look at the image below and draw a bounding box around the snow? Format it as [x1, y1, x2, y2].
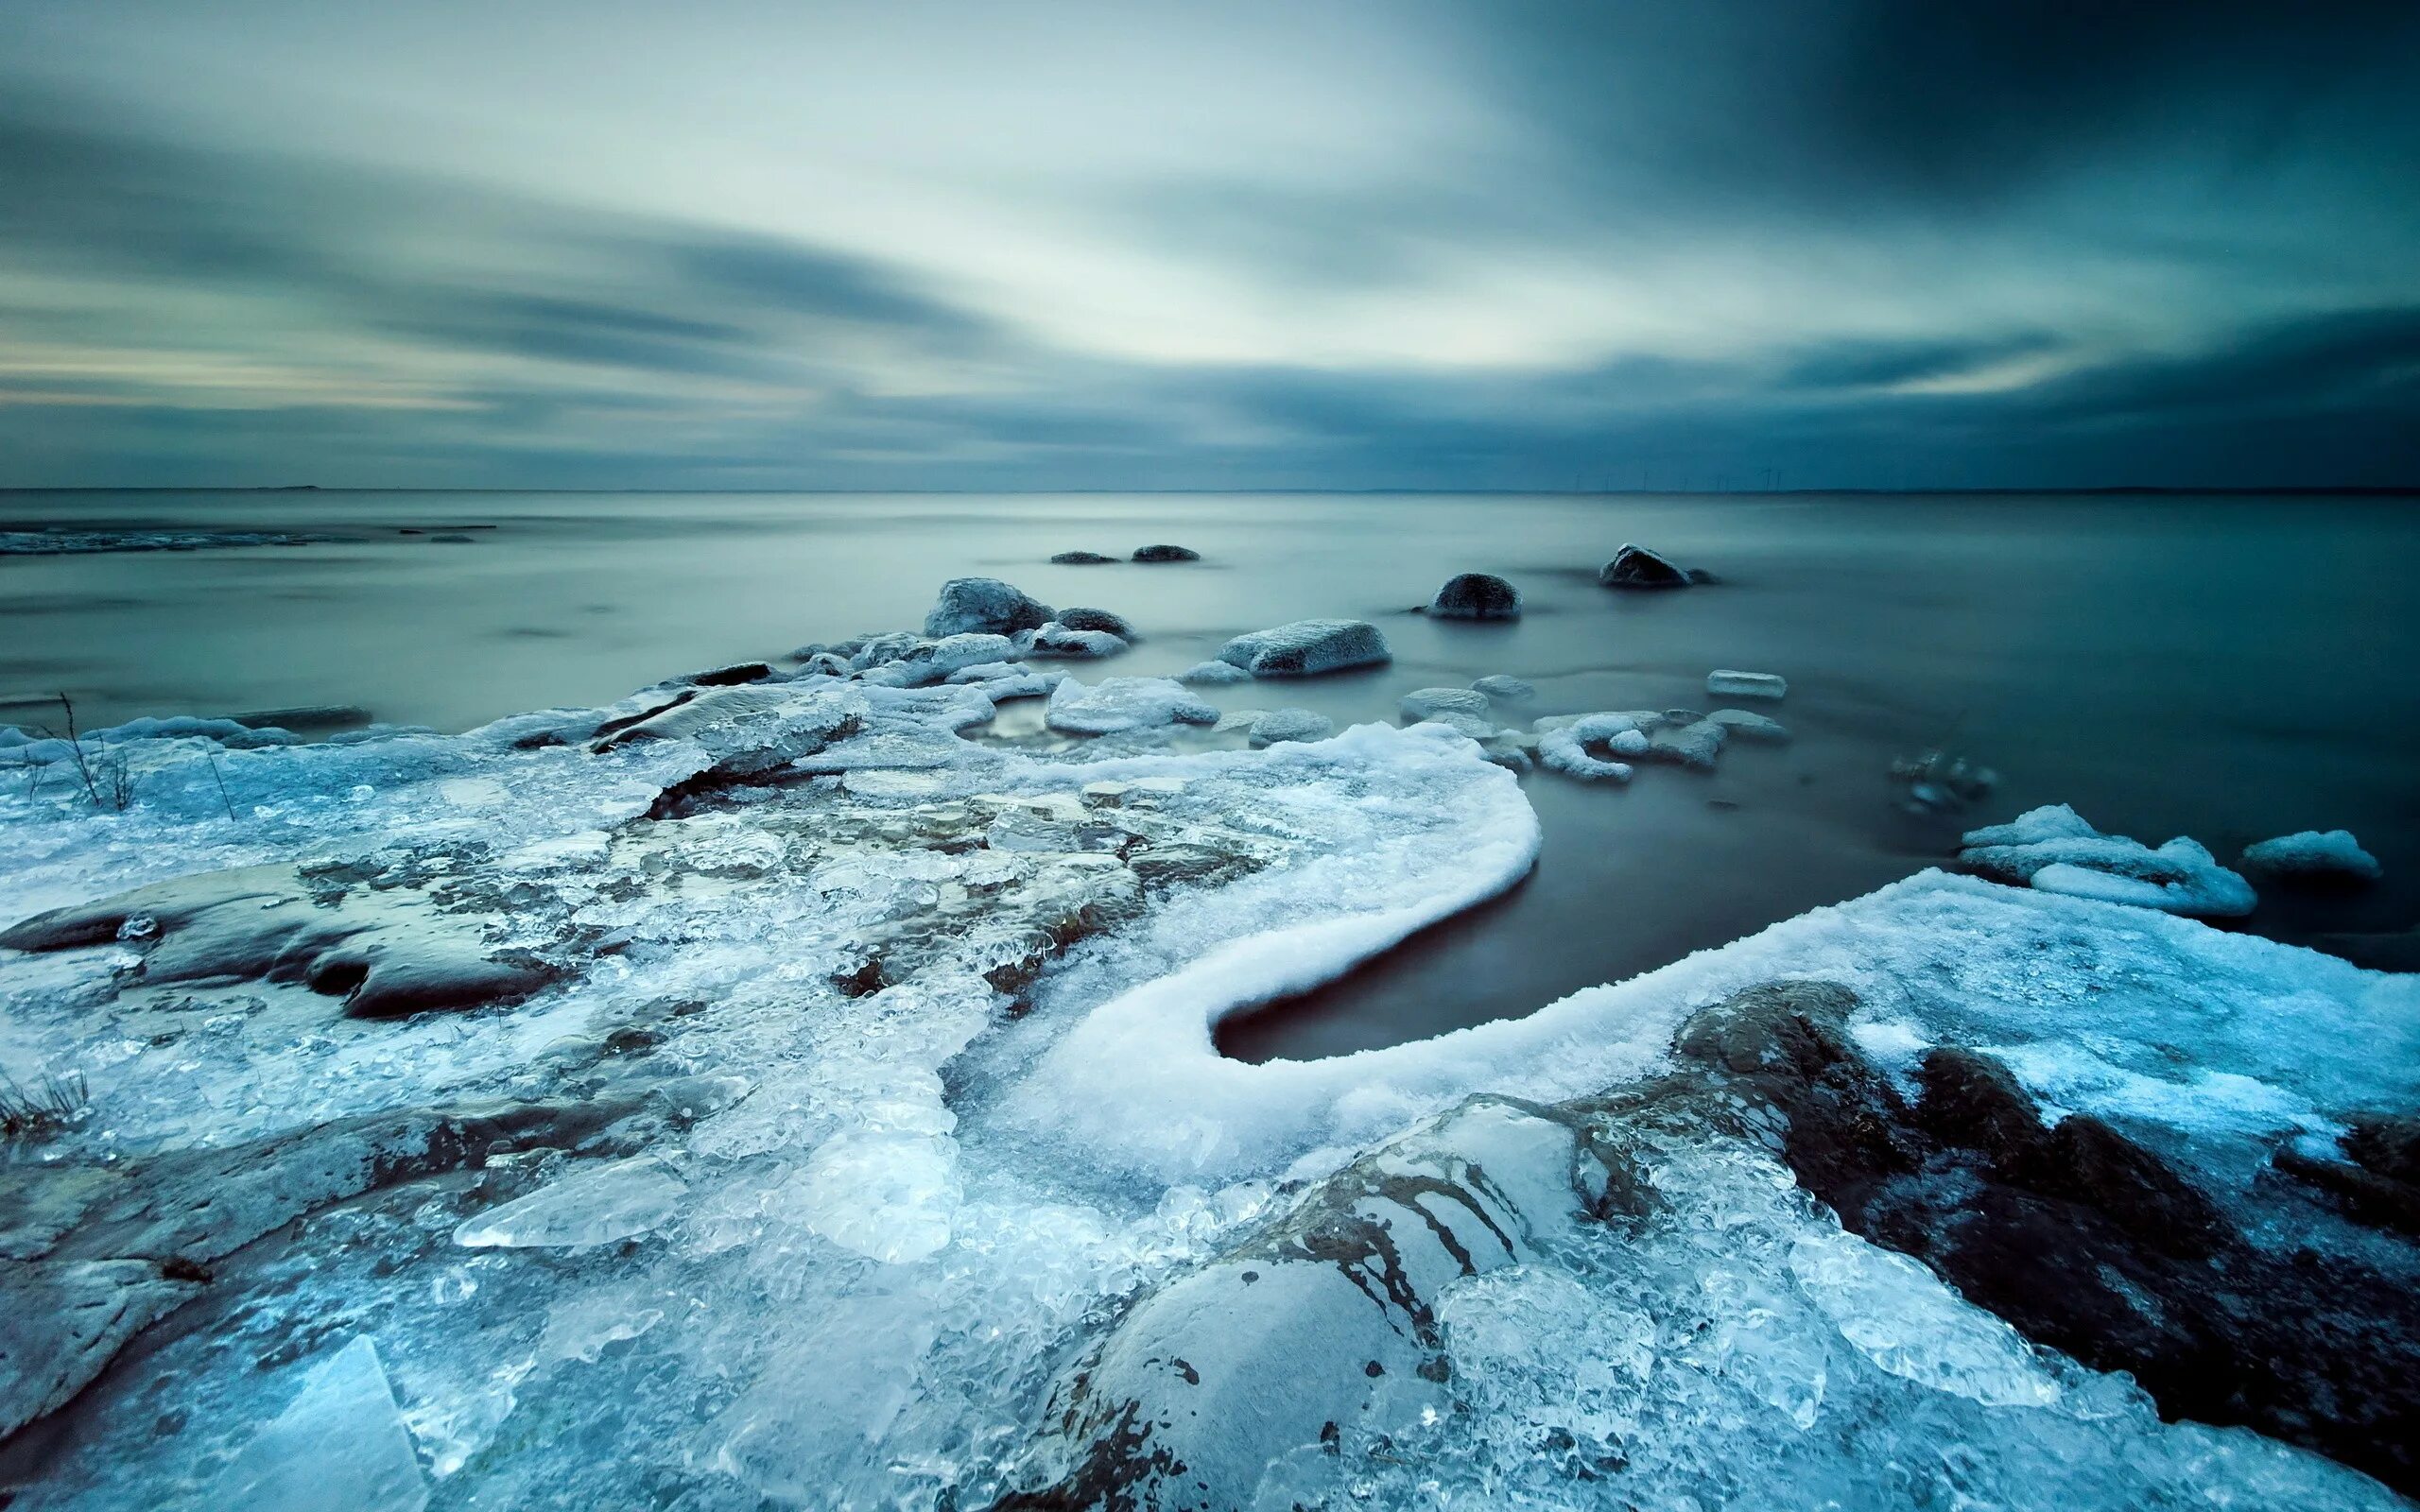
[2242, 829, 2382, 883]
[3, 626, 2414, 1511]
[1961, 805, 2258, 917]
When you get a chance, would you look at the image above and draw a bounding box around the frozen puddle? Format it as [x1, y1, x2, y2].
[2, 609, 2416, 1510]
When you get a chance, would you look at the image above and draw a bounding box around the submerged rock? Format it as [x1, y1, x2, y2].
[1173, 660, 1252, 687]
[1049, 550, 1117, 564]
[924, 577, 1054, 638]
[1426, 572, 1522, 620]
[1216, 620, 1391, 678]
[1471, 674, 1534, 701]
[1709, 707, 1790, 743]
[1398, 687, 1490, 723]
[1598, 541, 1697, 589]
[1641, 716, 1727, 771]
[1130, 544, 1201, 562]
[1247, 710, 1334, 747]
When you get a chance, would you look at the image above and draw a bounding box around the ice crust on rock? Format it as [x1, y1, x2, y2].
[1044, 676, 1219, 735]
[1472, 674, 1534, 701]
[1172, 659, 1251, 686]
[1707, 668, 1787, 700]
[922, 576, 1053, 638]
[1961, 804, 2258, 917]
[2242, 829, 2382, 884]
[1710, 707, 1791, 743]
[4, 611, 2417, 1512]
[1023, 623, 1128, 660]
[1216, 618, 1391, 677]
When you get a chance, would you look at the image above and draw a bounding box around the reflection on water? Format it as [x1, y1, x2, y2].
[3, 488, 2415, 1057]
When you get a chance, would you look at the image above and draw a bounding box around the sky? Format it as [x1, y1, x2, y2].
[2, 0, 2416, 491]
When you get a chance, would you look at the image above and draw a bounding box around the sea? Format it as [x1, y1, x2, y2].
[4, 488, 2414, 1060]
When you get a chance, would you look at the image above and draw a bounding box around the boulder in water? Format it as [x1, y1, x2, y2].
[1472, 674, 1534, 701]
[1216, 620, 1391, 678]
[1426, 572, 1521, 620]
[1131, 543, 1201, 562]
[1049, 550, 1117, 564]
[924, 577, 1054, 638]
[1399, 687, 1490, 723]
[1598, 542, 1696, 590]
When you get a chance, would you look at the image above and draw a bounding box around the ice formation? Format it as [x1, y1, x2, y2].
[1172, 660, 1251, 687]
[1398, 686, 1490, 722]
[3, 613, 2416, 1512]
[2242, 830, 2382, 884]
[1245, 710, 1333, 747]
[1537, 713, 1647, 781]
[1472, 674, 1534, 701]
[923, 577, 1054, 638]
[1961, 804, 2258, 917]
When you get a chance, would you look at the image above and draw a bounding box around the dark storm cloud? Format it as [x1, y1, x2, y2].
[1471, 0, 2420, 215]
[1, 0, 2417, 490]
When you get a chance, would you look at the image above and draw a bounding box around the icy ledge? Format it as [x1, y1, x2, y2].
[0, 627, 2414, 1511]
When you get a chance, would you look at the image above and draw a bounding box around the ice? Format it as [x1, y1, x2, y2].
[1786, 1229, 2061, 1407]
[207, 1337, 427, 1512]
[777, 1129, 961, 1263]
[1024, 624, 1129, 659]
[453, 1157, 687, 1249]
[1706, 668, 1788, 700]
[1043, 675, 1219, 734]
[1710, 706, 1790, 743]
[2242, 829, 2382, 883]
[1961, 805, 2257, 917]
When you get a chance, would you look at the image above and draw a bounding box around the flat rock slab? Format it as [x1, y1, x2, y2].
[1217, 620, 1391, 678]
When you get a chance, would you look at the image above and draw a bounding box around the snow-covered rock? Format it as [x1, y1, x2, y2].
[2241, 830, 2381, 885]
[1426, 572, 1522, 620]
[923, 577, 1054, 637]
[1538, 713, 1649, 782]
[1217, 619, 1391, 677]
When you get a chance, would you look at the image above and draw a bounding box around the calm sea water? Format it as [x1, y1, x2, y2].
[4, 490, 2415, 1058]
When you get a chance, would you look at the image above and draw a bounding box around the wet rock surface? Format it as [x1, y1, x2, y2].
[1004, 980, 2420, 1508]
[1426, 573, 1522, 620]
